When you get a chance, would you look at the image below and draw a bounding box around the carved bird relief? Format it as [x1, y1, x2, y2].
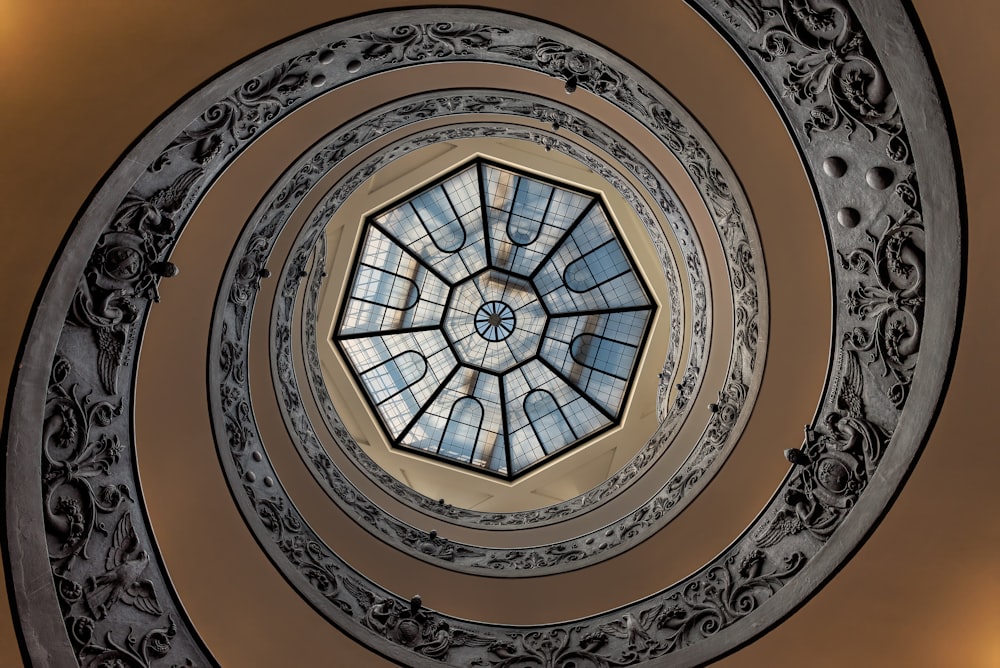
[84, 511, 161, 620]
[116, 167, 203, 238]
[598, 605, 662, 652]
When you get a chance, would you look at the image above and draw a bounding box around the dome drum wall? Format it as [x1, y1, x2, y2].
[307, 107, 714, 527]
[256, 112, 736, 575]
[253, 108, 758, 576]
[1, 3, 962, 668]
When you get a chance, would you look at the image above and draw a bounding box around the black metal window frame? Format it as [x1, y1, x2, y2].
[333, 157, 657, 481]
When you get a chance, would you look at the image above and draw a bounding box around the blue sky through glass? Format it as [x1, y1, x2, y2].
[334, 159, 655, 479]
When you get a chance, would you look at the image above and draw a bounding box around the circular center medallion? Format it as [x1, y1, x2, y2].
[443, 268, 547, 374]
[475, 301, 515, 341]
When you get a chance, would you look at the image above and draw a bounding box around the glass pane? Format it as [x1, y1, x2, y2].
[334, 159, 654, 479]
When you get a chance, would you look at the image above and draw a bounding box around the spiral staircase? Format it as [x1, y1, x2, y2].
[3, 1, 992, 666]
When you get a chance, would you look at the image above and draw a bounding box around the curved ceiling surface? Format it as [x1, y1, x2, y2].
[0, 1, 982, 667]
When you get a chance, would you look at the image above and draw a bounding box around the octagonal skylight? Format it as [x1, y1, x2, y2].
[334, 159, 655, 480]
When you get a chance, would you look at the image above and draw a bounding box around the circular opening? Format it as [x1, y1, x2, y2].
[475, 301, 515, 341]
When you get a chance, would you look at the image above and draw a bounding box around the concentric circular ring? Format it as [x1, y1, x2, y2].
[297, 98, 719, 531]
[475, 302, 515, 341]
[246, 108, 757, 575]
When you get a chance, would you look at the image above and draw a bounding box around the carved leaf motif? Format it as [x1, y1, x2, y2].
[842, 215, 925, 406]
[746, 0, 903, 143]
[43, 372, 126, 568]
[356, 23, 508, 63]
[78, 615, 178, 668]
[152, 56, 313, 171]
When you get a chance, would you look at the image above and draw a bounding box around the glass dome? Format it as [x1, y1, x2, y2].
[334, 159, 656, 479]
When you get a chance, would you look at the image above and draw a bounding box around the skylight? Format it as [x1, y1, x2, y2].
[334, 159, 655, 480]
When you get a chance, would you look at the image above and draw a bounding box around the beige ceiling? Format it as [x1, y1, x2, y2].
[1, 1, 997, 666]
